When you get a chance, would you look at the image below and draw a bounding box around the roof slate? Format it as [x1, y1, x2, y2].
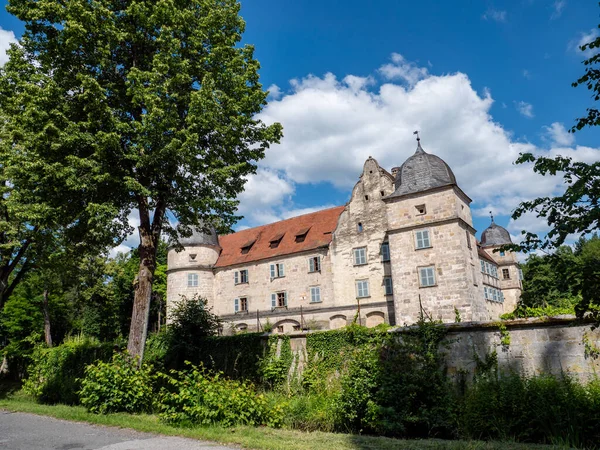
[215, 206, 345, 268]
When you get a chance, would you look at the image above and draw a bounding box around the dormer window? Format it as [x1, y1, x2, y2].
[295, 227, 310, 243]
[415, 204, 426, 215]
[189, 253, 197, 262]
[241, 238, 256, 254]
[269, 232, 285, 248]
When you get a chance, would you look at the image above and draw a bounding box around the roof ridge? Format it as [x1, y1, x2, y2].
[228, 205, 345, 236]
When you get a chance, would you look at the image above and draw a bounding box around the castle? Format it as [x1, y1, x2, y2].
[166, 138, 522, 333]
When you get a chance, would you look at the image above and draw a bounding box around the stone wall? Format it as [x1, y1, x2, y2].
[281, 317, 600, 382]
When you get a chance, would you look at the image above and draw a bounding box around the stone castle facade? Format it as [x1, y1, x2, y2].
[166, 139, 522, 333]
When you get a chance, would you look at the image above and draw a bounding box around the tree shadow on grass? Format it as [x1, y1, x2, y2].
[0, 380, 21, 399]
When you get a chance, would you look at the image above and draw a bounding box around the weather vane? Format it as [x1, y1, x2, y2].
[489, 210, 494, 223]
[413, 130, 420, 142]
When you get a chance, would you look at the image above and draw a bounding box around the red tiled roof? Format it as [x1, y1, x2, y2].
[215, 206, 345, 268]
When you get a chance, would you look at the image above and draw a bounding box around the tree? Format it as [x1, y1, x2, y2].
[1, 0, 282, 361]
[509, 15, 600, 320]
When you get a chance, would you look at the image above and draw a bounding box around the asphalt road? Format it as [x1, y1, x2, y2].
[0, 410, 240, 450]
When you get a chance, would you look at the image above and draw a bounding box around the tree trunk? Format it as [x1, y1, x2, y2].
[0, 354, 8, 376]
[127, 197, 165, 364]
[42, 289, 53, 347]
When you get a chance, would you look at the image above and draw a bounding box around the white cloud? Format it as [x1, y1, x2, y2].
[551, 0, 566, 20]
[570, 28, 600, 58]
[482, 9, 507, 23]
[543, 122, 575, 147]
[0, 27, 17, 66]
[250, 53, 600, 243]
[378, 53, 429, 86]
[267, 84, 283, 100]
[516, 101, 534, 118]
[522, 69, 531, 79]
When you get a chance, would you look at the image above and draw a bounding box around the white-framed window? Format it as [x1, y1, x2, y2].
[484, 286, 489, 300]
[480, 260, 485, 273]
[383, 277, 393, 295]
[234, 297, 248, 313]
[234, 269, 248, 284]
[309, 256, 321, 273]
[187, 273, 198, 287]
[356, 279, 370, 298]
[271, 291, 287, 308]
[415, 229, 431, 249]
[270, 263, 285, 279]
[353, 247, 367, 265]
[419, 266, 436, 287]
[310, 286, 321, 303]
[381, 242, 390, 262]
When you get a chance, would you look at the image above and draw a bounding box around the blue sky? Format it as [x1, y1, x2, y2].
[0, 0, 598, 251]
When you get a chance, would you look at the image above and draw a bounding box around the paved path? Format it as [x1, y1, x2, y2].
[0, 410, 240, 450]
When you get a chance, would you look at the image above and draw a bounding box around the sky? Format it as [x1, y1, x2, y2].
[0, 0, 598, 254]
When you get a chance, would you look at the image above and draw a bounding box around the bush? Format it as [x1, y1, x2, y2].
[461, 373, 600, 448]
[22, 335, 116, 404]
[266, 391, 336, 432]
[158, 363, 283, 428]
[79, 352, 154, 414]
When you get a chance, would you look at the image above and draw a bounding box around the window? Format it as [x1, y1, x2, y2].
[241, 238, 256, 254]
[484, 287, 504, 303]
[353, 247, 367, 265]
[310, 286, 321, 303]
[415, 229, 431, 249]
[271, 291, 287, 308]
[356, 279, 370, 298]
[269, 232, 284, 249]
[270, 263, 285, 279]
[480, 260, 485, 273]
[484, 286, 489, 300]
[499, 251, 506, 257]
[295, 227, 310, 243]
[502, 268, 510, 280]
[364, 195, 369, 201]
[189, 253, 197, 262]
[380, 190, 385, 196]
[234, 269, 248, 284]
[415, 204, 426, 215]
[384, 277, 393, 295]
[276, 326, 284, 333]
[381, 242, 390, 262]
[234, 297, 248, 313]
[419, 266, 436, 287]
[466, 230, 472, 249]
[309, 256, 321, 273]
[518, 269, 524, 280]
[357, 222, 363, 233]
[293, 325, 301, 331]
[472, 265, 478, 286]
[187, 273, 198, 287]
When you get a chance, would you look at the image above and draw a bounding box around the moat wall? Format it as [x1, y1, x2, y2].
[283, 316, 600, 381]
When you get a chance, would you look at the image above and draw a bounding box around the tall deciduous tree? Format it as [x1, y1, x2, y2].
[1, 0, 282, 361]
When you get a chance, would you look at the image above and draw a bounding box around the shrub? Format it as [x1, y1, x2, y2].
[22, 335, 116, 404]
[158, 363, 283, 428]
[266, 391, 336, 432]
[79, 352, 154, 414]
[461, 373, 600, 448]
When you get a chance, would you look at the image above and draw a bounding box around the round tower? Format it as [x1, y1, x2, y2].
[166, 224, 220, 315]
[480, 218, 522, 312]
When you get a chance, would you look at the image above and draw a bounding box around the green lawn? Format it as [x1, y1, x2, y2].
[0, 388, 568, 450]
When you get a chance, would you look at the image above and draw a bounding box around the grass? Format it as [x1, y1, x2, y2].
[0, 388, 567, 450]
